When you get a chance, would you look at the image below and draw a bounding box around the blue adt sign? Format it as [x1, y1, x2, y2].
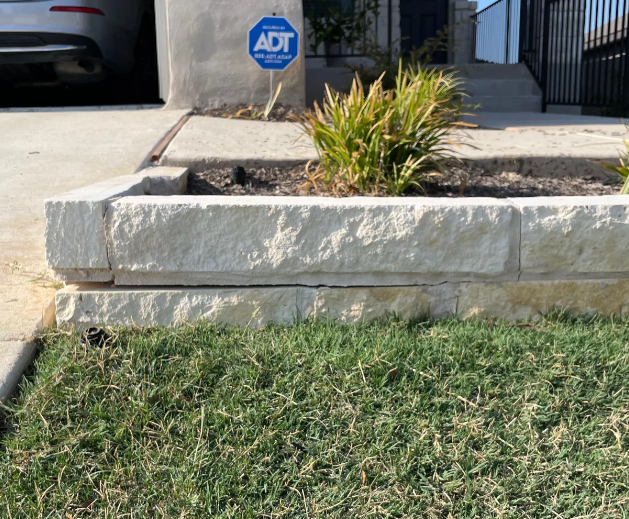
[248, 16, 300, 71]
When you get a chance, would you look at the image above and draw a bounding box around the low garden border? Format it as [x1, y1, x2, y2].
[46, 168, 629, 326]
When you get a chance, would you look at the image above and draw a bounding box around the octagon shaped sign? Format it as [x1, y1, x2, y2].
[248, 16, 300, 71]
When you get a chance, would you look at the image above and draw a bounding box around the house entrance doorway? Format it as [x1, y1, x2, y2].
[400, 0, 449, 63]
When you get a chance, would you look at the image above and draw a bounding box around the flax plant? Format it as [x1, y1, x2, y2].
[298, 62, 468, 196]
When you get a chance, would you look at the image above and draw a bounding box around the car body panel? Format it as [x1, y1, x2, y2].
[0, 0, 145, 72]
[0, 32, 102, 65]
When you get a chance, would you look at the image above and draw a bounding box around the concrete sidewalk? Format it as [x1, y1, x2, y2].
[162, 116, 315, 170]
[466, 112, 626, 133]
[162, 112, 628, 173]
[0, 107, 187, 399]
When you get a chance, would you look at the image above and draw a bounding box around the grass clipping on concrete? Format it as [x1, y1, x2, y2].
[2, 318, 629, 517]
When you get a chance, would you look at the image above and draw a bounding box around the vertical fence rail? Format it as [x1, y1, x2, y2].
[624, 0, 629, 113]
[471, 0, 522, 63]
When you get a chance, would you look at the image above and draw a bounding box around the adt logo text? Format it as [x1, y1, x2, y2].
[253, 31, 295, 53]
[248, 16, 300, 71]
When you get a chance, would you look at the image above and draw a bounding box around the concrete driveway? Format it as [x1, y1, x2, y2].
[0, 108, 187, 341]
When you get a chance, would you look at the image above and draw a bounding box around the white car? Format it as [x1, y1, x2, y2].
[0, 0, 152, 85]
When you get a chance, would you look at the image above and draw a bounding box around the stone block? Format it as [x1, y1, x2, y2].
[56, 284, 316, 329]
[105, 196, 519, 286]
[314, 285, 457, 323]
[456, 278, 629, 321]
[513, 196, 629, 276]
[146, 167, 189, 195]
[55, 278, 629, 329]
[45, 175, 149, 270]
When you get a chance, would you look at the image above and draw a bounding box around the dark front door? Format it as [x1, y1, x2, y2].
[400, 0, 448, 64]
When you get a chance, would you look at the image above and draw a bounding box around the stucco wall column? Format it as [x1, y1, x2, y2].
[161, 0, 306, 109]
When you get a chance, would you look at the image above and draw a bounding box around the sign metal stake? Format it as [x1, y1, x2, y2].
[270, 71, 274, 105]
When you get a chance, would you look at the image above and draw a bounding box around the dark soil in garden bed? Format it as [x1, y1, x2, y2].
[186, 163, 620, 198]
[198, 104, 307, 123]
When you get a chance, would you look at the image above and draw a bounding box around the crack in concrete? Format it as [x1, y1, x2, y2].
[102, 202, 114, 280]
[517, 212, 523, 282]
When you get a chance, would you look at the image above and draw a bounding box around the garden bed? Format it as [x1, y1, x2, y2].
[186, 163, 619, 197]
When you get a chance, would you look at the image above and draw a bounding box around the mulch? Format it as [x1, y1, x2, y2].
[186, 163, 620, 198]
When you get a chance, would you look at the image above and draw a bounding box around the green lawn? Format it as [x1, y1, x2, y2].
[2, 318, 629, 518]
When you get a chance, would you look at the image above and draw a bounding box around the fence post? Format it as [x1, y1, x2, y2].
[624, 16, 629, 116]
[505, 0, 511, 62]
[470, 14, 477, 63]
[540, 0, 551, 111]
[519, 0, 528, 61]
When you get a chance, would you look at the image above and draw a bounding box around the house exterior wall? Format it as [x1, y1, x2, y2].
[160, 0, 306, 109]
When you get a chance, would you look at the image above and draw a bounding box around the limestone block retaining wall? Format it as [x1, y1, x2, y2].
[45, 178, 629, 326]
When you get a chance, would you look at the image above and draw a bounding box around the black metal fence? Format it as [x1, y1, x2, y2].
[303, 0, 393, 58]
[519, 0, 546, 83]
[473, 0, 629, 113]
[471, 0, 522, 63]
[580, 2, 629, 110]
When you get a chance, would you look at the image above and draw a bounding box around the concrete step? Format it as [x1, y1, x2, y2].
[453, 63, 534, 79]
[470, 95, 543, 112]
[462, 78, 539, 97]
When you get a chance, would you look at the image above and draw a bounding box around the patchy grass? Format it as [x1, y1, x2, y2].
[2, 318, 629, 518]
